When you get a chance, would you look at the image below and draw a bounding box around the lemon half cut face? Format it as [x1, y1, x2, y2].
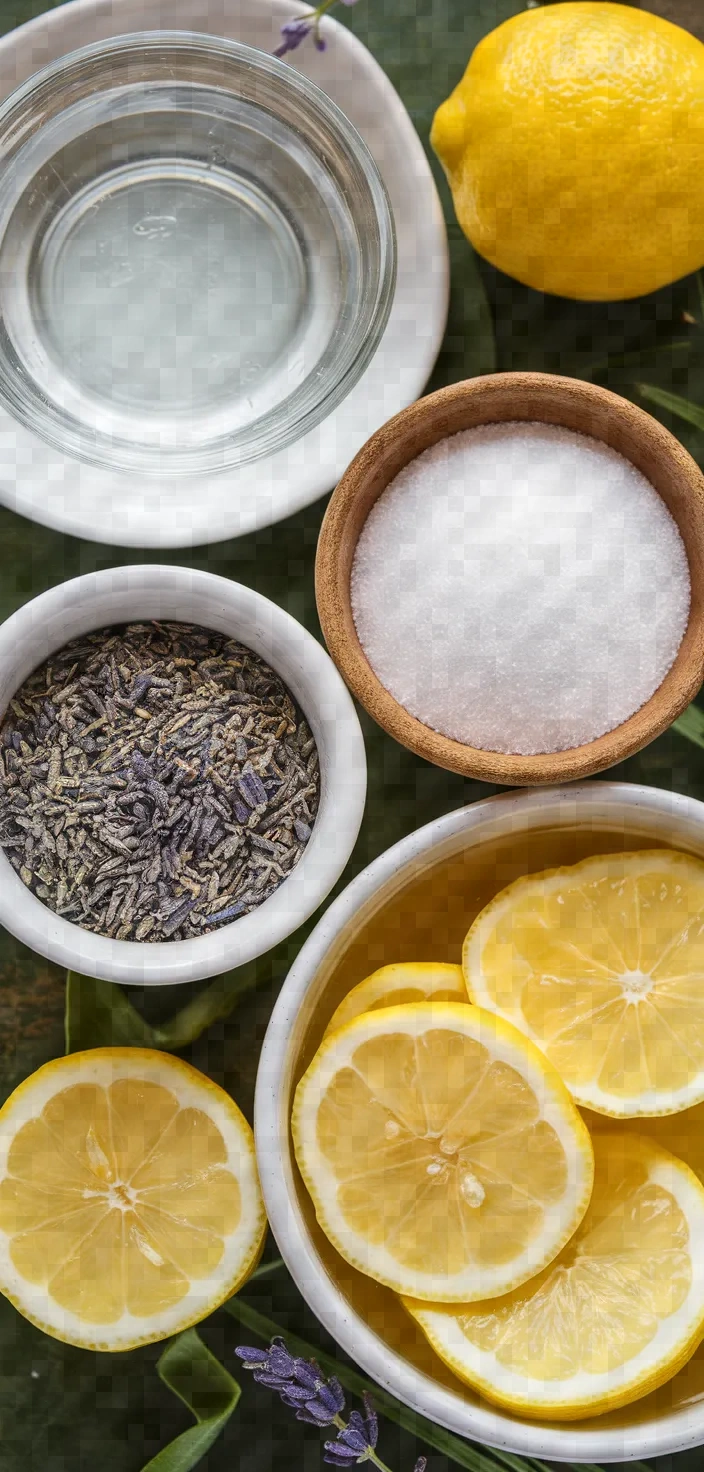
[0, 1048, 266, 1350]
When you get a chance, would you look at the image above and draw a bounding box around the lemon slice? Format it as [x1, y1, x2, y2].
[405, 1131, 704, 1420]
[292, 1002, 593, 1302]
[324, 963, 469, 1037]
[0, 1048, 267, 1350]
[582, 1101, 704, 1190]
[464, 850, 704, 1117]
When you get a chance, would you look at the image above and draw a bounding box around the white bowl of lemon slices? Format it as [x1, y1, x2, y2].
[255, 781, 704, 1462]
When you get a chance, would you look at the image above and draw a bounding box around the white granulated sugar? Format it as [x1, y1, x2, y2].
[350, 423, 690, 755]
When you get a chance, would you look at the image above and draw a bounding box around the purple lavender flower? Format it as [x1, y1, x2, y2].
[235, 1338, 345, 1427]
[273, 0, 359, 61]
[236, 1337, 425, 1469]
[324, 1395, 378, 1464]
[274, 17, 313, 56]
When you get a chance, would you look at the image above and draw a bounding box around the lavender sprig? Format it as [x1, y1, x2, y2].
[274, 0, 358, 58]
[236, 1339, 426, 1470]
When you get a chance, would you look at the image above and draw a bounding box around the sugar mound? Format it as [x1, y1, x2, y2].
[350, 422, 690, 755]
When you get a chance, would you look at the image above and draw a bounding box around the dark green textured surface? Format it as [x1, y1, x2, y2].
[0, 0, 703, 1467]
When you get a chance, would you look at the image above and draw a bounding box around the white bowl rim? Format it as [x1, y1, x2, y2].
[255, 780, 704, 1462]
[0, 564, 367, 985]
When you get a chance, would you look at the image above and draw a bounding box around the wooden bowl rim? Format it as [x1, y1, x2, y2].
[315, 372, 704, 785]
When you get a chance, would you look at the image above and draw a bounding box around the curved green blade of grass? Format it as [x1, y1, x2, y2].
[673, 704, 704, 751]
[140, 1329, 240, 1472]
[637, 383, 704, 433]
[580, 339, 693, 383]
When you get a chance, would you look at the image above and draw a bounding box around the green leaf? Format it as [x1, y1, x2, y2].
[152, 964, 262, 1049]
[140, 1329, 240, 1472]
[224, 1297, 546, 1472]
[581, 339, 693, 382]
[673, 704, 704, 751]
[637, 383, 704, 433]
[65, 972, 153, 1051]
[65, 965, 262, 1054]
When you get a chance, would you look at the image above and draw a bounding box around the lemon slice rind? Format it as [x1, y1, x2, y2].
[0, 1048, 267, 1351]
[405, 1134, 704, 1420]
[292, 1002, 594, 1303]
[323, 962, 469, 1038]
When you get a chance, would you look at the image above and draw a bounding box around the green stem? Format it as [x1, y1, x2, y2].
[308, 0, 341, 40]
[312, 0, 339, 19]
[366, 1448, 396, 1472]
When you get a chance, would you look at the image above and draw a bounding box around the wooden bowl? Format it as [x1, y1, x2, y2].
[315, 372, 704, 785]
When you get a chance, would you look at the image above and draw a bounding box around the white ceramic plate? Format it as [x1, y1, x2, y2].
[0, 0, 449, 547]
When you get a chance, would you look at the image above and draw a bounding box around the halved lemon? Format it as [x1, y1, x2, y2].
[464, 850, 704, 1117]
[0, 1048, 267, 1350]
[292, 1002, 593, 1302]
[323, 963, 469, 1037]
[405, 1131, 704, 1420]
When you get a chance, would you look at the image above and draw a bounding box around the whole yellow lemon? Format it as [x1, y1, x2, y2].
[431, 2, 704, 300]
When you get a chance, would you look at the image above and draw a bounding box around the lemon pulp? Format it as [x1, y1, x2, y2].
[293, 1002, 593, 1302]
[406, 1132, 704, 1418]
[0, 1048, 266, 1349]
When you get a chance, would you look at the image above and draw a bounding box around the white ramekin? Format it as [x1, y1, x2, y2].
[255, 782, 704, 1463]
[0, 564, 366, 985]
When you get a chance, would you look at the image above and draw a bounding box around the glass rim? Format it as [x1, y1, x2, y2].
[0, 28, 397, 477]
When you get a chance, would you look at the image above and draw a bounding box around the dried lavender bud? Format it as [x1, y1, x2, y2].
[278, 1384, 314, 1405]
[361, 1394, 378, 1446]
[266, 1340, 297, 1378]
[314, 1381, 346, 1417]
[293, 1359, 328, 1393]
[0, 623, 319, 943]
[234, 1346, 269, 1365]
[323, 1442, 361, 1465]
